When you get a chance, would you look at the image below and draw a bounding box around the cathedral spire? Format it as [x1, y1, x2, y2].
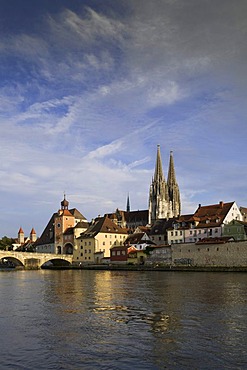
[154, 145, 165, 182]
[148, 146, 181, 225]
[167, 151, 181, 217]
[148, 145, 170, 225]
[167, 151, 176, 186]
[126, 193, 130, 212]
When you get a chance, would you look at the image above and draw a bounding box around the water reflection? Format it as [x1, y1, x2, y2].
[1, 270, 247, 369]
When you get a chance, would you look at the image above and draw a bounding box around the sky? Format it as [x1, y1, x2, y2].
[1, 0, 247, 237]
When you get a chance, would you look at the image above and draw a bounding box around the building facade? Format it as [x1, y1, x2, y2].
[148, 146, 180, 225]
[35, 196, 88, 254]
[75, 216, 128, 263]
[167, 201, 243, 245]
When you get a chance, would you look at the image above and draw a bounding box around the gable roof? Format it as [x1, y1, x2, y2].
[80, 216, 128, 238]
[34, 213, 56, 246]
[105, 209, 148, 225]
[192, 201, 234, 227]
[149, 218, 176, 235]
[69, 208, 87, 220]
[124, 232, 155, 245]
[74, 220, 89, 229]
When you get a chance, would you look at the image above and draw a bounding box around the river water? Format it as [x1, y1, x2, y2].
[0, 269, 247, 369]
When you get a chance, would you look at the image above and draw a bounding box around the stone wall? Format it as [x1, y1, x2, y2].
[172, 241, 247, 267]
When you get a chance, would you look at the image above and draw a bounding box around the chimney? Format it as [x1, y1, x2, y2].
[219, 201, 224, 208]
[198, 204, 201, 209]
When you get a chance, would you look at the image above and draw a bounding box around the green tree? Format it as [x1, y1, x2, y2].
[0, 236, 15, 250]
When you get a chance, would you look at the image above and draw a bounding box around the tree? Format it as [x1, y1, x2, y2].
[0, 236, 15, 250]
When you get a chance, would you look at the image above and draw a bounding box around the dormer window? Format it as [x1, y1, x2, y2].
[206, 220, 210, 224]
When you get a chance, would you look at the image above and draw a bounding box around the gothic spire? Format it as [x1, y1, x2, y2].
[154, 145, 165, 182]
[167, 151, 176, 186]
[167, 151, 181, 217]
[126, 193, 130, 212]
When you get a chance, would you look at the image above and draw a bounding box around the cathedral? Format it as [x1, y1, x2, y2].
[148, 145, 181, 225]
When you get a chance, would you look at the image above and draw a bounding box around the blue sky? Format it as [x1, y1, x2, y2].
[1, 0, 247, 237]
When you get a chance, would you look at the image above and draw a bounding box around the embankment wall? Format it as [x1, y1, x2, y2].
[172, 240, 247, 267]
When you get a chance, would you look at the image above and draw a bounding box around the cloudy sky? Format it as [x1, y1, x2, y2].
[1, 0, 247, 237]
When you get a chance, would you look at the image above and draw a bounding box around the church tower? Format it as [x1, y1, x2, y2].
[148, 146, 181, 225]
[148, 145, 170, 224]
[30, 228, 37, 243]
[167, 151, 181, 217]
[18, 227, 24, 244]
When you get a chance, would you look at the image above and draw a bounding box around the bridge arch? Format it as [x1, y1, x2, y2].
[1, 256, 24, 267]
[41, 257, 72, 268]
[0, 251, 73, 269]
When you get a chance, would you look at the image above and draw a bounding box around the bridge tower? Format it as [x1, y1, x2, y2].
[54, 195, 75, 254]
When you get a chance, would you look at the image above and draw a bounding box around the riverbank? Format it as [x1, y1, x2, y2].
[42, 264, 247, 272]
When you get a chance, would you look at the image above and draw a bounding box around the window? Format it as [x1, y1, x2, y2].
[89, 249, 91, 253]
[80, 253, 83, 256]
[180, 231, 182, 235]
[85, 242, 87, 246]
[57, 223, 61, 228]
[103, 242, 105, 246]
[159, 237, 161, 241]
[175, 231, 178, 236]
[190, 231, 192, 235]
[215, 229, 218, 233]
[80, 246, 83, 250]
[112, 251, 116, 256]
[105, 235, 107, 238]
[122, 251, 125, 255]
[89, 241, 91, 246]
[117, 251, 120, 256]
[85, 249, 87, 253]
[171, 232, 174, 236]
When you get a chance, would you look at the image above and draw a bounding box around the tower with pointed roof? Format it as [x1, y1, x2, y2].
[18, 227, 24, 244]
[54, 195, 75, 254]
[148, 146, 181, 224]
[167, 151, 181, 218]
[30, 228, 37, 243]
[126, 193, 130, 212]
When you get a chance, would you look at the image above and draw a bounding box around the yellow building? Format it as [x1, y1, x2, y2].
[127, 249, 147, 265]
[75, 216, 128, 263]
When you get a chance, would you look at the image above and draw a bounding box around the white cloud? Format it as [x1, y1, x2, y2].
[1, 1, 247, 236]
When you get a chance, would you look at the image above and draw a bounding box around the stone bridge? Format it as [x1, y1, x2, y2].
[0, 250, 73, 269]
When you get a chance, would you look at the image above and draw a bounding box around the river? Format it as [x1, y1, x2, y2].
[0, 269, 246, 369]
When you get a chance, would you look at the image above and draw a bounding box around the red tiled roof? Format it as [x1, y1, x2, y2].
[62, 209, 73, 217]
